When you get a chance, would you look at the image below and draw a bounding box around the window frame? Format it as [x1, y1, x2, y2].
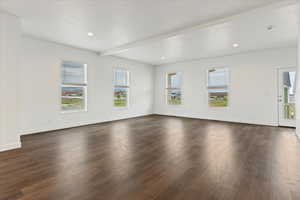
[206, 67, 230, 108]
[166, 72, 183, 105]
[61, 61, 88, 113]
[113, 68, 130, 108]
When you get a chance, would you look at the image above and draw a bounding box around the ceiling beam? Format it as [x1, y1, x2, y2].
[101, 0, 298, 56]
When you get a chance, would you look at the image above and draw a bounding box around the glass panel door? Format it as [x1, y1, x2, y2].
[278, 68, 296, 127]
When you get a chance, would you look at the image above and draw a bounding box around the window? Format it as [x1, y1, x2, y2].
[207, 68, 229, 107]
[166, 72, 182, 105]
[61, 61, 87, 112]
[114, 69, 129, 107]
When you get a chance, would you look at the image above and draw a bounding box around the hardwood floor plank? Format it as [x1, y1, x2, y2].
[0, 115, 299, 200]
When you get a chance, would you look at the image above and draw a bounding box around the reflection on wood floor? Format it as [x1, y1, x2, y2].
[1, 115, 300, 200]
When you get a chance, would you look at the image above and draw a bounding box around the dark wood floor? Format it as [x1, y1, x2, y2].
[1, 115, 300, 200]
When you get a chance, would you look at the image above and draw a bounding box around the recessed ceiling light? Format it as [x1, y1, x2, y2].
[267, 25, 274, 31]
[87, 32, 94, 37]
[117, 49, 129, 54]
[233, 43, 239, 48]
[161, 56, 166, 60]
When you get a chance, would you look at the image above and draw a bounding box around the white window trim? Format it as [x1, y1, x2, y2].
[206, 67, 230, 108]
[165, 72, 183, 106]
[61, 61, 88, 113]
[113, 68, 130, 109]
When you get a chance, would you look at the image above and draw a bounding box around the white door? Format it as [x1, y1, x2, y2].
[278, 68, 296, 127]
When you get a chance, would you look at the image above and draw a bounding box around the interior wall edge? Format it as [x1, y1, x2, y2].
[0, 141, 21, 152]
[296, 4, 300, 139]
[0, 10, 22, 152]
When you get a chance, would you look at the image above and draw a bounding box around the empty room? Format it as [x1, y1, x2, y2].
[1, 0, 300, 199]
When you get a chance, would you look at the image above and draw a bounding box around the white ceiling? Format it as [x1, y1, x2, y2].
[0, 0, 298, 65]
[118, 3, 299, 65]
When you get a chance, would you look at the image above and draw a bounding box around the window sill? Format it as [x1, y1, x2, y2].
[61, 109, 88, 114]
[208, 106, 230, 110]
[114, 106, 129, 110]
[167, 104, 183, 107]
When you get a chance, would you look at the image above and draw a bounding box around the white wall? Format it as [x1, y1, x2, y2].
[2, 23, 298, 150]
[20, 37, 154, 135]
[154, 47, 297, 126]
[0, 11, 21, 151]
[296, 14, 300, 138]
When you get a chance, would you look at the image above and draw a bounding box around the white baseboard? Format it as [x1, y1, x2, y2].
[296, 120, 300, 140]
[0, 141, 21, 152]
[153, 112, 278, 127]
[20, 113, 154, 136]
[296, 131, 300, 140]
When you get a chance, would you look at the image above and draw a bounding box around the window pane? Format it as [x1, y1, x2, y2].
[208, 88, 228, 107]
[62, 61, 86, 84]
[208, 68, 228, 87]
[167, 90, 182, 105]
[61, 87, 85, 111]
[114, 70, 128, 86]
[114, 88, 128, 107]
[168, 72, 182, 88]
[62, 86, 84, 97]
